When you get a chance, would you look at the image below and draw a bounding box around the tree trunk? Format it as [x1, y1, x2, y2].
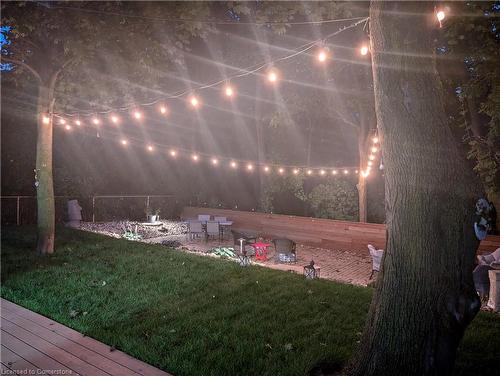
[36, 83, 56, 254]
[357, 108, 371, 223]
[349, 2, 482, 375]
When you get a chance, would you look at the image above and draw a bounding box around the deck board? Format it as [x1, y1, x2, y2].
[1, 299, 171, 376]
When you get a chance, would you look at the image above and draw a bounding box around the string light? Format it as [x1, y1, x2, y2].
[42, 115, 50, 124]
[332, 170, 338, 175]
[278, 168, 284, 174]
[320, 169, 326, 175]
[436, 10, 445, 22]
[225, 85, 234, 97]
[264, 166, 270, 173]
[267, 70, 278, 83]
[133, 111, 142, 120]
[371, 146, 378, 153]
[92, 118, 100, 125]
[65, 124, 71, 130]
[361, 170, 370, 178]
[307, 169, 313, 175]
[247, 163, 254, 171]
[169, 149, 177, 157]
[190, 96, 199, 108]
[317, 48, 328, 63]
[343, 169, 349, 174]
[360, 45, 369, 56]
[192, 154, 199, 162]
[368, 161, 373, 166]
[121, 139, 128, 145]
[59, 118, 66, 125]
[211, 158, 218, 165]
[147, 145, 154, 152]
[293, 169, 299, 175]
[75, 120, 81, 126]
[231, 161, 238, 168]
[160, 105, 168, 114]
[373, 137, 379, 143]
[369, 155, 375, 161]
[111, 115, 119, 124]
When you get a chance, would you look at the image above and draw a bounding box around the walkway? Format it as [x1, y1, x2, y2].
[0, 298, 171, 376]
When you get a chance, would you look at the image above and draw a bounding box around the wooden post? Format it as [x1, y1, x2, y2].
[92, 196, 95, 223]
[16, 196, 20, 226]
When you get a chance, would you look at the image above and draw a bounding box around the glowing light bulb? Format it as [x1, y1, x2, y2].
[247, 164, 253, 171]
[368, 161, 373, 166]
[147, 145, 154, 152]
[343, 169, 349, 174]
[369, 155, 375, 161]
[160, 106, 167, 114]
[361, 170, 370, 178]
[75, 120, 81, 126]
[320, 169, 326, 176]
[121, 139, 128, 145]
[65, 124, 71, 130]
[225, 86, 234, 97]
[355, 170, 359, 174]
[332, 170, 338, 175]
[371, 146, 378, 153]
[92, 118, 100, 125]
[278, 168, 284, 174]
[373, 137, 379, 143]
[134, 111, 142, 120]
[170, 150, 177, 157]
[211, 158, 218, 165]
[436, 10, 445, 22]
[317, 50, 327, 62]
[110, 115, 119, 124]
[264, 166, 270, 172]
[230, 161, 237, 168]
[192, 154, 199, 162]
[59, 118, 66, 125]
[360, 45, 369, 56]
[307, 169, 313, 175]
[190, 96, 199, 108]
[42, 115, 50, 124]
[268, 71, 278, 83]
[293, 169, 299, 175]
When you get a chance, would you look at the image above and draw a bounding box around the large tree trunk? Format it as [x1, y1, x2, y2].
[357, 108, 371, 223]
[36, 82, 56, 254]
[349, 2, 482, 375]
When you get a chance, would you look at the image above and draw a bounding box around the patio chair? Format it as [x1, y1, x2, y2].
[198, 214, 211, 222]
[206, 221, 220, 241]
[273, 238, 297, 263]
[473, 264, 493, 299]
[232, 230, 256, 255]
[188, 221, 204, 240]
[368, 244, 384, 279]
[477, 248, 500, 266]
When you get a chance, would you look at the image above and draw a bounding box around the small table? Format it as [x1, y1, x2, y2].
[251, 242, 270, 261]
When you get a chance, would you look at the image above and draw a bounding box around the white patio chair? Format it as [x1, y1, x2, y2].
[477, 248, 500, 266]
[198, 214, 211, 222]
[188, 221, 204, 240]
[368, 244, 384, 279]
[206, 221, 220, 241]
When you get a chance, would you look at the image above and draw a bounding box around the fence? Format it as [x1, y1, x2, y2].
[181, 206, 500, 253]
[1, 195, 178, 225]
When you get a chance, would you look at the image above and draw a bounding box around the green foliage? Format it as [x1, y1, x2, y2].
[259, 173, 306, 213]
[309, 181, 358, 221]
[443, 2, 500, 195]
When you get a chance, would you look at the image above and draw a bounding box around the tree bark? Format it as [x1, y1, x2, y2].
[349, 2, 482, 375]
[357, 128, 369, 223]
[36, 81, 56, 254]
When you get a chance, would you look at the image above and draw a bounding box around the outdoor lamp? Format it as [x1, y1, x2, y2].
[303, 260, 320, 279]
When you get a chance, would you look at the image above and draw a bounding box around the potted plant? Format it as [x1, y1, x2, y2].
[145, 207, 160, 223]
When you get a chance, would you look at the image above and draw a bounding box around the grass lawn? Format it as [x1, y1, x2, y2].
[1, 227, 499, 376]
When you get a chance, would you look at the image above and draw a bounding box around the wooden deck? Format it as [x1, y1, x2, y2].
[0, 298, 171, 376]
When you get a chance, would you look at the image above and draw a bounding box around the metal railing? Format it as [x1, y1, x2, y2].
[1, 194, 177, 225]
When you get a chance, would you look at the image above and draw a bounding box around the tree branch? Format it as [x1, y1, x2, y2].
[1, 56, 42, 83]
